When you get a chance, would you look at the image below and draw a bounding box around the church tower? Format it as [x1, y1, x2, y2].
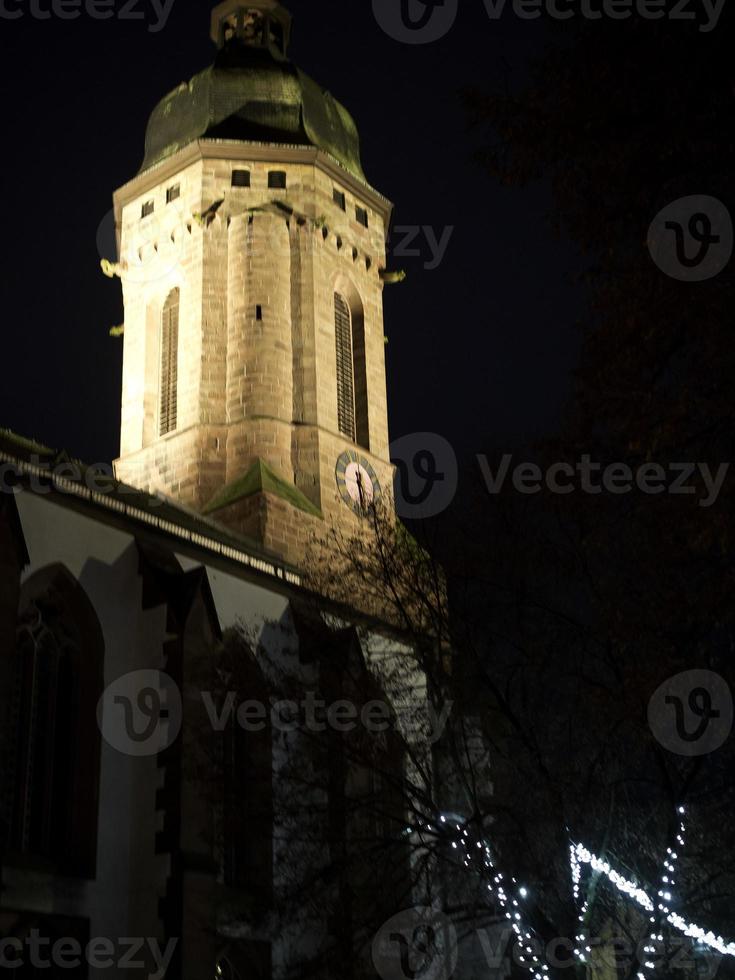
[112, 0, 395, 568]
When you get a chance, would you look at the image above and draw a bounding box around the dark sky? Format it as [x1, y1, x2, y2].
[0, 0, 584, 466]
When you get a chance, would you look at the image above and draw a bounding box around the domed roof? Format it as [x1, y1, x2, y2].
[141, 3, 365, 180]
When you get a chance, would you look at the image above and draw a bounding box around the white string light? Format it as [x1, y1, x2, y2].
[570, 807, 735, 970]
[413, 814, 549, 980]
[406, 808, 733, 979]
[572, 844, 654, 913]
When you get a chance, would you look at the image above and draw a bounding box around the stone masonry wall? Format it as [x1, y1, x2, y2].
[115, 149, 394, 568]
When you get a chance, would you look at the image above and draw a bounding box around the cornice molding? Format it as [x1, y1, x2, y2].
[113, 140, 394, 233]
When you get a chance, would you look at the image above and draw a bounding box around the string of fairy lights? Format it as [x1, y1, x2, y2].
[408, 806, 734, 976]
[436, 813, 549, 980]
[571, 807, 735, 967]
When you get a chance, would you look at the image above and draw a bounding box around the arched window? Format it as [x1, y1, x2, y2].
[4, 565, 104, 878]
[159, 288, 180, 436]
[334, 292, 369, 449]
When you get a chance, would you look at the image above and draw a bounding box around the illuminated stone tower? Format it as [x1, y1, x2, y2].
[112, 0, 394, 567]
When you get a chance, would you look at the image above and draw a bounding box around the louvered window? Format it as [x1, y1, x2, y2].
[335, 293, 356, 442]
[232, 169, 251, 188]
[159, 289, 180, 437]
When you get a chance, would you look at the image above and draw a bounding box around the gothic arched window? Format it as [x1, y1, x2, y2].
[4, 565, 104, 878]
[334, 292, 369, 450]
[159, 288, 180, 437]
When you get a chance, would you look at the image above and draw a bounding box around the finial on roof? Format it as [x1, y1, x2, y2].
[210, 1, 292, 60]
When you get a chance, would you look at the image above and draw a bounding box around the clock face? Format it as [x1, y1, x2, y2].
[335, 451, 381, 514]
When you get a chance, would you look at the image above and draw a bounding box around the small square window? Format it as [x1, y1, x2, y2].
[141, 200, 155, 218]
[166, 184, 180, 203]
[333, 189, 346, 210]
[232, 170, 251, 188]
[268, 171, 287, 189]
[356, 206, 369, 228]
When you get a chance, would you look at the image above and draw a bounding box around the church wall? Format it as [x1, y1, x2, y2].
[225, 209, 295, 485]
[2, 487, 432, 978]
[199, 160, 230, 431]
[4, 491, 169, 979]
[116, 157, 237, 512]
[309, 164, 390, 462]
[118, 159, 205, 459]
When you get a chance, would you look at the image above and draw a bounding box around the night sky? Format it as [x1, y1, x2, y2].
[0, 0, 584, 466]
